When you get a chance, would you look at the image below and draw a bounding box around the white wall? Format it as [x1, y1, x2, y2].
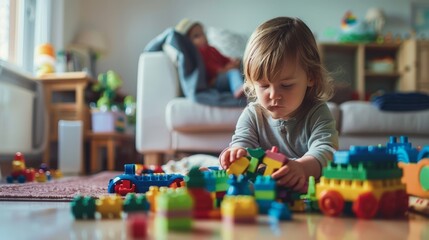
[60, 0, 417, 97]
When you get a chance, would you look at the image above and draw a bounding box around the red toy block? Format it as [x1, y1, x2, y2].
[127, 214, 147, 239]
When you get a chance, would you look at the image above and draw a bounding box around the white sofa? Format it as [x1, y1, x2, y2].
[136, 51, 429, 164]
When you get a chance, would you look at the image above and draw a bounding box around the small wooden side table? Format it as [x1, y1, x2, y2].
[88, 132, 135, 173]
[36, 72, 93, 167]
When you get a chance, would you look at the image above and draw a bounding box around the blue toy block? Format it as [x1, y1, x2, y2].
[334, 145, 397, 164]
[226, 174, 252, 196]
[203, 171, 216, 192]
[418, 146, 429, 162]
[254, 175, 276, 191]
[386, 136, 412, 150]
[256, 200, 272, 214]
[386, 136, 420, 163]
[202, 170, 229, 192]
[268, 202, 292, 221]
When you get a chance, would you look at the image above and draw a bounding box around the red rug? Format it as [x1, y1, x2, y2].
[0, 171, 120, 201]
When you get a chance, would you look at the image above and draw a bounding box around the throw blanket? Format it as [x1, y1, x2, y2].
[371, 92, 429, 111]
[144, 28, 246, 107]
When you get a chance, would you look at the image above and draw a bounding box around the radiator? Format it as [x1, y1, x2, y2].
[0, 60, 45, 156]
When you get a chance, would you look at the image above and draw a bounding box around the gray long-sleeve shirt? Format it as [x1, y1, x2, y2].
[230, 101, 339, 167]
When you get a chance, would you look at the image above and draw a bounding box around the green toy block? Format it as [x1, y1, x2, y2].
[213, 170, 229, 192]
[247, 147, 265, 159]
[185, 167, 205, 188]
[254, 190, 276, 200]
[155, 217, 192, 231]
[123, 193, 149, 213]
[420, 166, 429, 191]
[247, 156, 260, 173]
[157, 188, 193, 211]
[322, 161, 403, 180]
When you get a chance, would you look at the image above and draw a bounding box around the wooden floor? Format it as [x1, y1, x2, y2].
[0, 201, 427, 240]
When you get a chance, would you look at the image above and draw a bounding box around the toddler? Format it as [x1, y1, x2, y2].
[219, 17, 339, 191]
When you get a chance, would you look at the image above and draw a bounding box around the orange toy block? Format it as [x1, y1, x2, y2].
[398, 158, 429, 198]
[226, 157, 250, 176]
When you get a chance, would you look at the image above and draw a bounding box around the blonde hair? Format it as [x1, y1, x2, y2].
[243, 17, 333, 103]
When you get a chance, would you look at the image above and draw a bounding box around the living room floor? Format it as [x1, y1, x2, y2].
[0, 201, 428, 240]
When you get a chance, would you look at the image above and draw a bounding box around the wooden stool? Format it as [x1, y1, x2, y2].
[88, 132, 135, 173]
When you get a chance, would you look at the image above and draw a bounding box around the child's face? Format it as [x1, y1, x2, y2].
[187, 24, 208, 47]
[254, 61, 313, 119]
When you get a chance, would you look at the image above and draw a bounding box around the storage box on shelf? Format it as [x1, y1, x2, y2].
[91, 110, 127, 133]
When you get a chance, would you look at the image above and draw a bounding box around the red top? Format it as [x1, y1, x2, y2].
[198, 45, 230, 85]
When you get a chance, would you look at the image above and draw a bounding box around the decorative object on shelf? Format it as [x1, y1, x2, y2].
[68, 30, 107, 77]
[365, 8, 386, 36]
[34, 43, 56, 76]
[338, 11, 377, 43]
[92, 70, 123, 110]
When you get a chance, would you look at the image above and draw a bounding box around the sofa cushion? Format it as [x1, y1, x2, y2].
[340, 101, 429, 135]
[166, 98, 244, 132]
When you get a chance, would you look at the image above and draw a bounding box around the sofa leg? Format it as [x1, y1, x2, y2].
[143, 153, 164, 166]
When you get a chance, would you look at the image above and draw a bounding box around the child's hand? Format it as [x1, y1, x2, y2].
[219, 147, 247, 169]
[271, 160, 307, 192]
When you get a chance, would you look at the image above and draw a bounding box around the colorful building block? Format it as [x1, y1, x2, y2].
[96, 195, 123, 219]
[322, 161, 402, 180]
[127, 214, 147, 239]
[316, 177, 407, 219]
[268, 201, 292, 221]
[221, 195, 258, 223]
[398, 158, 429, 198]
[185, 167, 213, 218]
[71, 195, 96, 219]
[386, 136, 419, 163]
[226, 157, 250, 176]
[334, 145, 397, 164]
[156, 188, 193, 231]
[226, 174, 252, 196]
[123, 193, 149, 213]
[262, 146, 288, 176]
[253, 175, 276, 200]
[6, 152, 36, 183]
[108, 164, 184, 195]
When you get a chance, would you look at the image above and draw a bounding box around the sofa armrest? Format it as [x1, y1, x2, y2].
[136, 52, 180, 153]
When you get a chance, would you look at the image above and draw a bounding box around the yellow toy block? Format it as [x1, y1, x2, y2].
[221, 195, 258, 222]
[146, 186, 169, 212]
[96, 195, 123, 219]
[226, 157, 250, 176]
[316, 177, 405, 201]
[262, 146, 288, 176]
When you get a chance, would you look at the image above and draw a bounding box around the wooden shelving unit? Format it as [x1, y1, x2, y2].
[319, 42, 402, 100]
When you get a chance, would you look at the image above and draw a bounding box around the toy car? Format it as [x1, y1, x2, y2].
[108, 164, 184, 196]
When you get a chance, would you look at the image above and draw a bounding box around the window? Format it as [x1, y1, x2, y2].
[0, 0, 36, 72]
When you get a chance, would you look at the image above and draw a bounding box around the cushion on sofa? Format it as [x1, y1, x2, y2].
[340, 101, 429, 135]
[166, 98, 244, 132]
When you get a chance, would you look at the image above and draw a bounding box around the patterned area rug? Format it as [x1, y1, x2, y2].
[0, 171, 120, 201]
